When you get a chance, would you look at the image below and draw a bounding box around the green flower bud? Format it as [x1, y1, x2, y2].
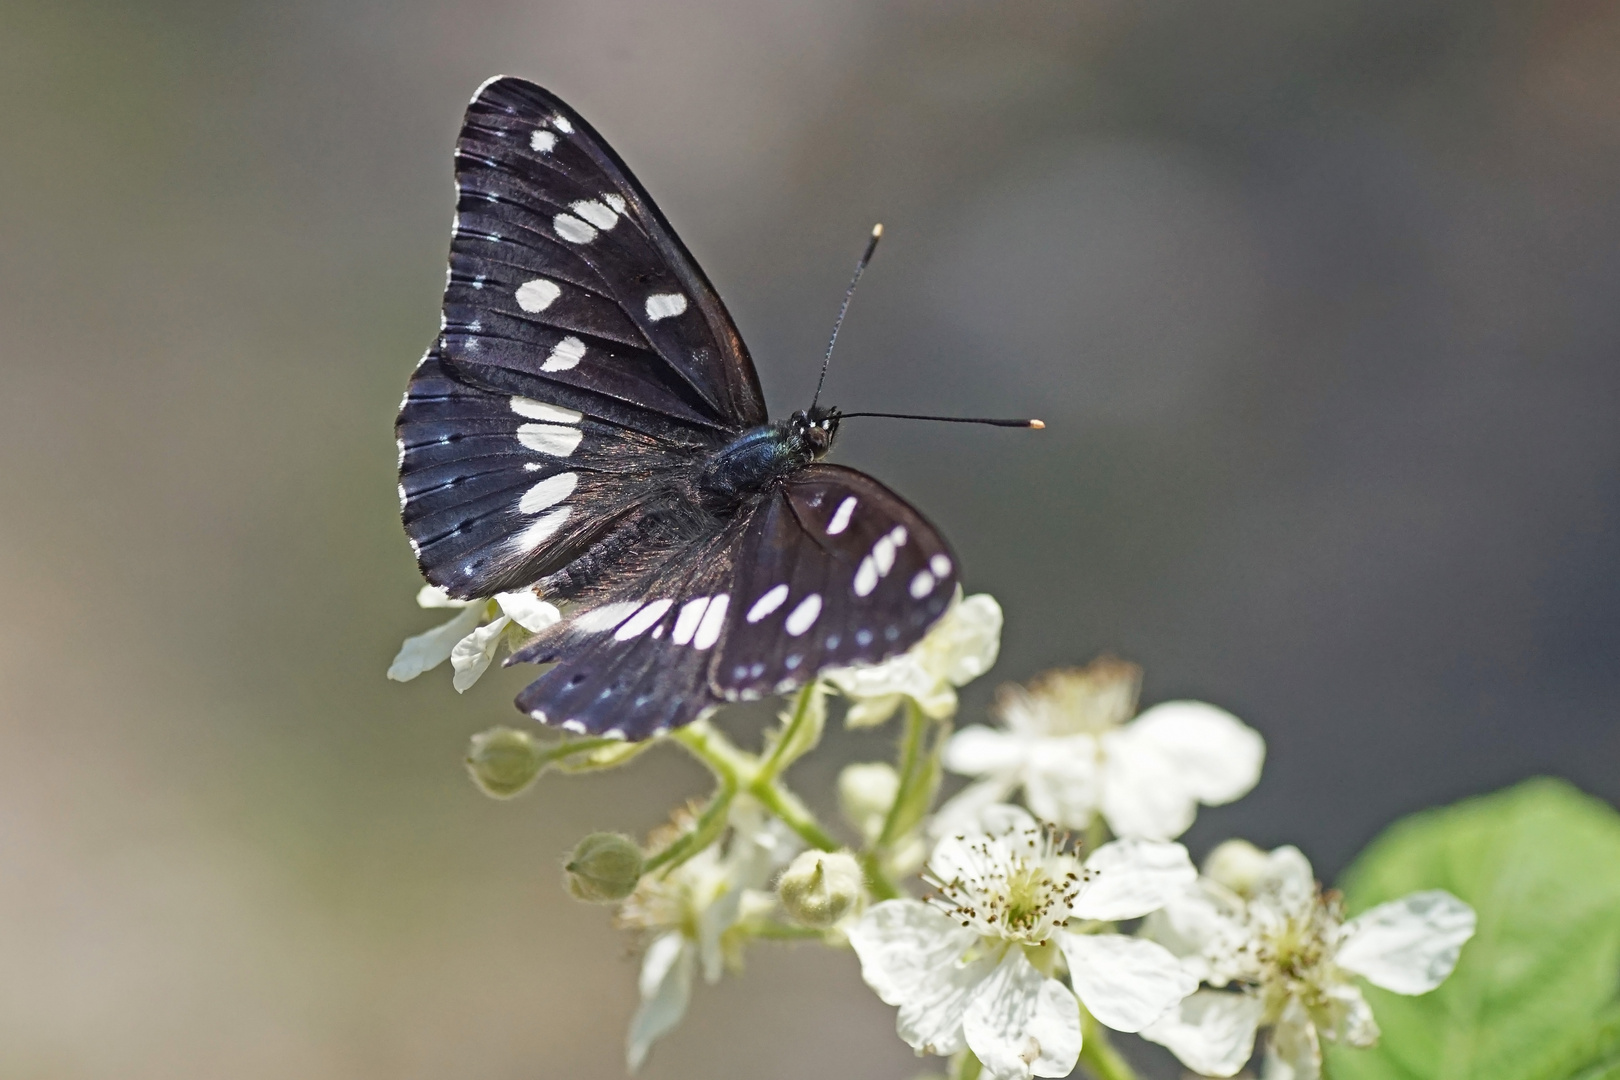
[838, 762, 900, 843]
[465, 726, 545, 798]
[776, 850, 864, 928]
[564, 832, 644, 903]
[1203, 838, 1270, 897]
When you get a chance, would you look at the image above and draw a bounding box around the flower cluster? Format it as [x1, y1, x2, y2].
[390, 587, 1476, 1079]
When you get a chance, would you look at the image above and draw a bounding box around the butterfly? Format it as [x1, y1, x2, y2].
[396, 76, 984, 742]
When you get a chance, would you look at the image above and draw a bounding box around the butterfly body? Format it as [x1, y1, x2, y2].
[397, 77, 962, 740]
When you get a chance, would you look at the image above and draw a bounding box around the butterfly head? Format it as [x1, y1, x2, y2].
[789, 406, 841, 459]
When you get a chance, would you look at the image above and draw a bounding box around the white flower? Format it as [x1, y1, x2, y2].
[937, 658, 1264, 840]
[847, 805, 1197, 1080]
[617, 800, 800, 1071]
[1139, 841, 1476, 1079]
[824, 592, 1002, 727]
[387, 585, 560, 691]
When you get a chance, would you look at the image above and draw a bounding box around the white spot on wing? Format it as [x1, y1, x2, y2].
[671, 597, 710, 645]
[551, 115, 574, 134]
[518, 471, 577, 514]
[553, 213, 597, 244]
[573, 601, 641, 633]
[510, 397, 582, 423]
[854, 557, 879, 597]
[909, 570, 936, 599]
[542, 336, 586, 372]
[889, 525, 908, 547]
[873, 535, 897, 575]
[570, 199, 619, 230]
[693, 594, 729, 650]
[614, 598, 673, 641]
[746, 584, 790, 623]
[530, 129, 557, 153]
[517, 423, 583, 457]
[560, 719, 586, 734]
[506, 506, 571, 553]
[603, 193, 626, 214]
[930, 554, 952, 577]
[515, 278, 561, 312]
[645, 293, 688, 321]
[827, 496, 857, 535]
[784, 593, 822, 637]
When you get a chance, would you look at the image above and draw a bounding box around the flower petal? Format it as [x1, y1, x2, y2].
[626, 933, 696, 1071]
[847, 899, 991, 1056]
[1261, 997, 1321, 1080]
[1060, 932, 1197, 1033]
[1257, 846, 1317, 911]
[942, 726, 1033, 776]
[450, 613, 509, 692]
[1140, 989, 1263, 1077]
[494, 588, 562, 633]
[963, 951, 1081, 1080]
[1097, 730, 1199, 840]
[416, 584, 473, 608]
[1138, 882, 1247, 984]
[931, 776, 1020, 838]
[927, 592, 1003, 688]
[1124, 702, 1265, 805]
[1022, 742, 1101, 830]
[1073, 839, 1197, 921]
[1335, 890, 1476, 994]
[386, 604, 486, 681]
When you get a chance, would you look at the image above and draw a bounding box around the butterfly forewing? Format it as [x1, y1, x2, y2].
[444, 77, 766, 434]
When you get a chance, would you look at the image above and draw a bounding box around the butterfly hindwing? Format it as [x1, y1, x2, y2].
[443, 77, 767, 437]
[397, 348, 702, 598]
[711, 465, 960, 700]
[504, 465, 960, 737]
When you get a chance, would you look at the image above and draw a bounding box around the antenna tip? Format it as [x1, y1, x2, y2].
[871, 223, 884, 238]
[1029, 419, 1045, 429]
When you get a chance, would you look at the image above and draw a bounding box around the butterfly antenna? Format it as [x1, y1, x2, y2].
[838, 411, 1045, 429]
[810, 223, 883, 412]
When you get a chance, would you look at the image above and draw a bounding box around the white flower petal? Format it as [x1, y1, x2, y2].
[1097, 730, 1199, 840]
[931, 776, 1021, 838]
[943, 726, 1033, 776]
[1022, 742, 1102, 829]
[1261, 997, 1321, 1080]
[1258, 846, 1317, 911]
[1125, 701, 1265, 805]
[1073, 839, 1197, 921]
[1060, 932, 1197, 1033]
[415, 584, 473, 608]
[1140, 989, 1263, 1077]
[847, 900, 991, 1056]
[845, 693, 905, 728]
[1320, 981, 1379, 1047]
[928, 593, 1003, 687]
[450, 613, 510, 692]
[1335, 890, 1476, 995]
[1139, 882, 1246, 983]
[494, 588, 562, 633]
[626, 933, 696, 1071]
[963, 951, 1081, 1080]
[386, 604, 486, 681]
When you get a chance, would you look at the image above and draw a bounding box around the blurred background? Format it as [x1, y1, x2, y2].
[2, 1, 1617, 1076]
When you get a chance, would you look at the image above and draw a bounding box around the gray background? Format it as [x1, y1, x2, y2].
[2, 1, 1616, 1077]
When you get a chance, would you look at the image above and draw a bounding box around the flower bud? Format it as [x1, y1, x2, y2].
[1203, 838, 1271, 897]
[465, 726, 545, 798]
[564, 832, 644, 903]
[777, 850, 864, 927]
[839, 762, 899, 843]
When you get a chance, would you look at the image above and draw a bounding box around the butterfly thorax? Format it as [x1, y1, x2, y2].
[696, 407, 840, 513]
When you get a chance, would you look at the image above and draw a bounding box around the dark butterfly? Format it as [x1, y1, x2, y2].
[396, 76, 983, 741]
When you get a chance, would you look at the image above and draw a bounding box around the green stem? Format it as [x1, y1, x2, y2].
[670, 718, 839, 854]
[858, 850, 901, 902]
[1079, 1009, 1140, 1080]
[877, 701, 929, 848]
[755, 682, 818, 784]
[642, 769, 736, 874]
[949, 1050, 983, 1080]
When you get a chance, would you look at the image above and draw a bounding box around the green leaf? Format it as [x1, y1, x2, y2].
[1325, 778, 1620, 1080]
